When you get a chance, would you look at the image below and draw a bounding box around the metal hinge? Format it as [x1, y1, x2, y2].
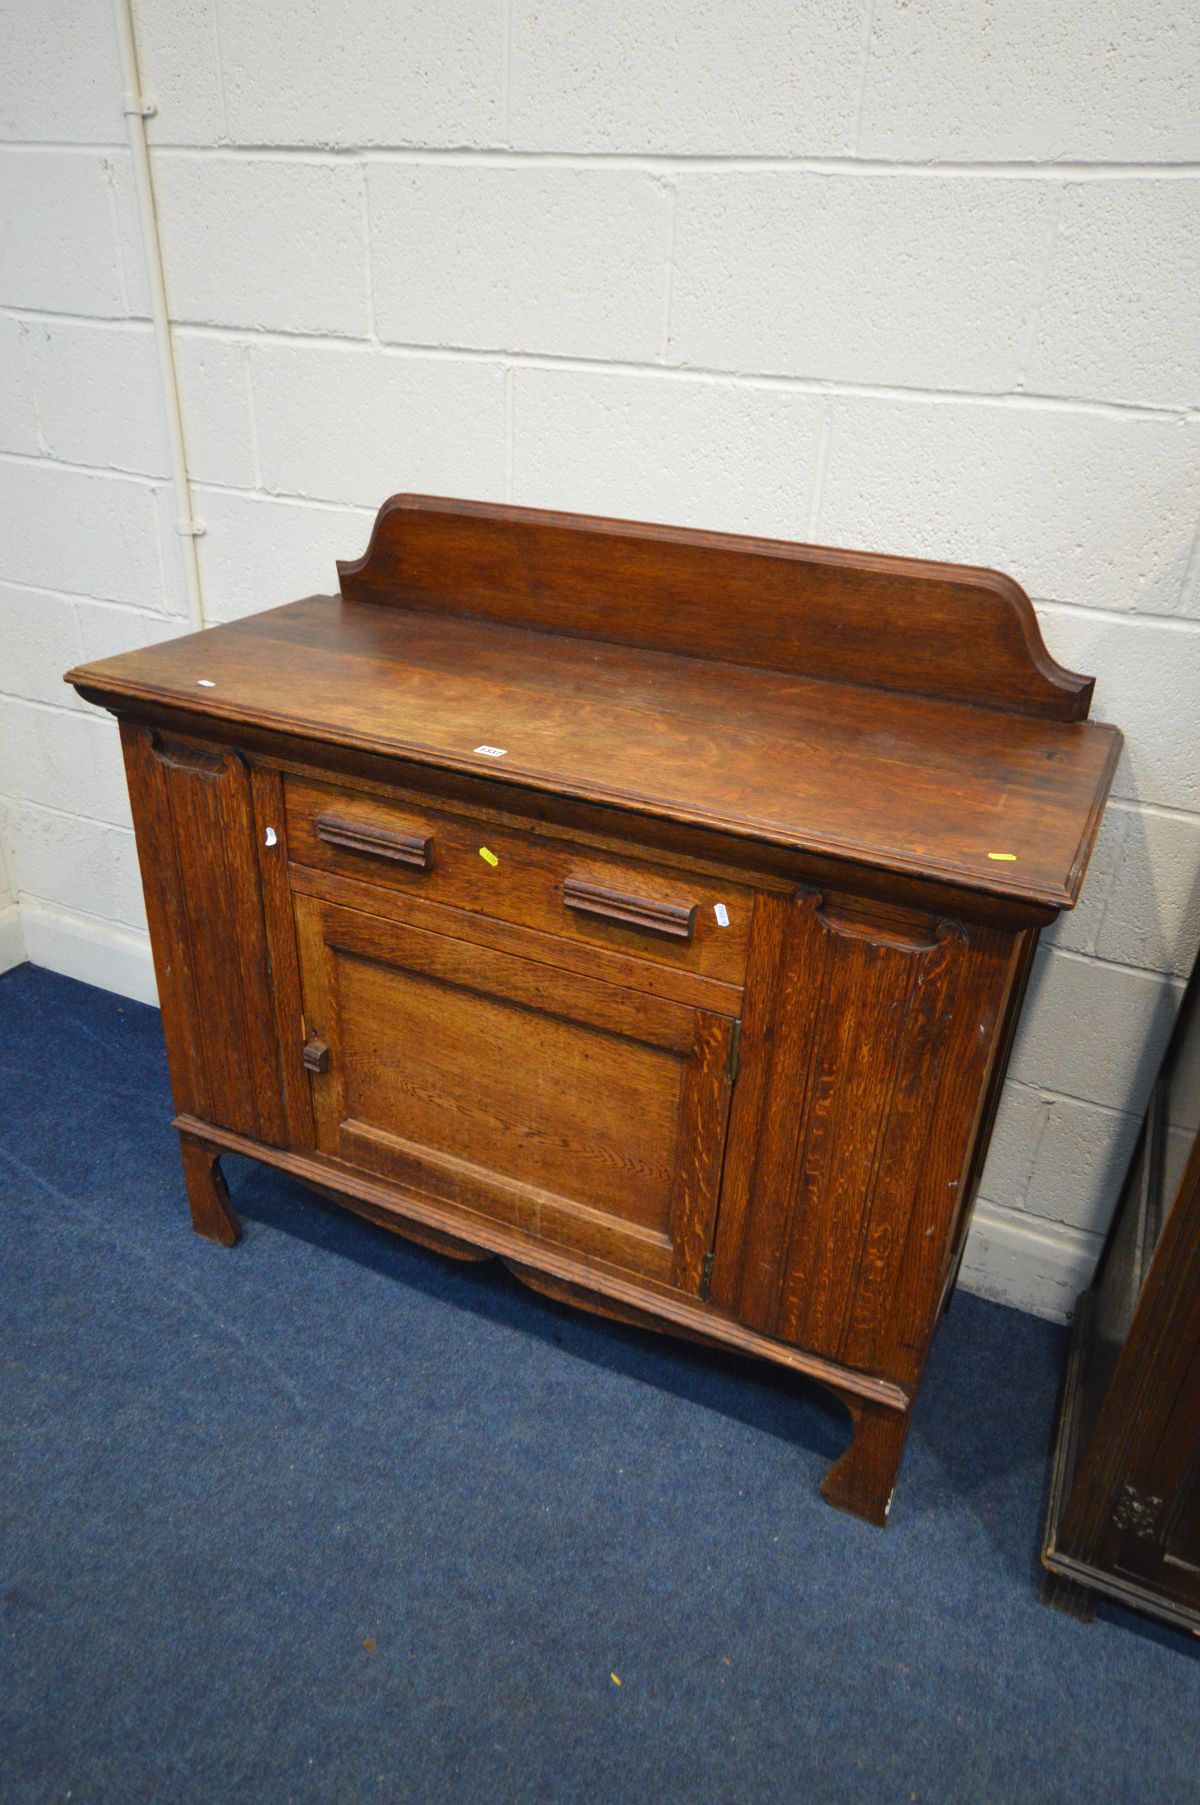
[699, 1251, 715, 1302]
[727, 1017, 743, 1083]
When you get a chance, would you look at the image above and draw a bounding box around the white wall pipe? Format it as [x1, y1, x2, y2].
[112, 0, 205, 635]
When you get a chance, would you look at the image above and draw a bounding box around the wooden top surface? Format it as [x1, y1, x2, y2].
[68, 590, 1120, 910]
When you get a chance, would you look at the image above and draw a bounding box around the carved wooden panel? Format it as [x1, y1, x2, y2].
[728, 889, 1018, 1386]
[292, 891, 736, 1291]
[1102, 1335, 1200, 1613]
[120, 723, 287, 1145]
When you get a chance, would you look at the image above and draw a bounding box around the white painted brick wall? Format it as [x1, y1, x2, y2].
[858, 0, 1200, 162]
[193, 489, 373, 624]
[1, 584, 93, 711]
[153, 156, 369, 336]
[819, 402, 1200, 616]
[24, 319, 168, 475]
[216, 0, 505, 147]
[511, 368, 825, 539]
[507, 1, 864, 155]
[670, 175, 1059, 389]
[0, 318, 39, 454]
[1036, 608, 1200, 811]
[0, 0, 124, 143]
[369, 166, 674, 359]
[0, 461, 182, 609]
[250, 343, 508, 507]
[1023, 183, 1200, 408]
[0, 149, 145, 317]
[1011, 949, 1180, 1112]
[1, 0, 1197, 1320]
[171, 334, 258, 488]
[0, 697, 134, 828]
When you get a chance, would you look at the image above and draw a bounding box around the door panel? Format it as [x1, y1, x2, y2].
[730, 887, 1018, 1384]
[1110, 1341, 1200, 1612]
[119, 723, 287, 1145]
[293, 893, 736, 1289]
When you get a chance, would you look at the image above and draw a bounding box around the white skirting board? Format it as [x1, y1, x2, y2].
[0, 902, 26, 976]
[16, 898, 159, 1007]
[9, 899, 1098, 1322]
[955, 1198, 1099, 1324]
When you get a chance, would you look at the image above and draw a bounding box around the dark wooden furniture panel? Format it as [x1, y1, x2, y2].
[722, 890, 1024, 1390]
[120, 723, 286, 1151]
[1043, 950, 1200, 1633]
[67, 496, 1122, 1528]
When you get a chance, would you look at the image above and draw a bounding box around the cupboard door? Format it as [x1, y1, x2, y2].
[1105, 1340, 1200, 1616]
[729, 888, 1019, 1385]
[292, 894, 737, 1289]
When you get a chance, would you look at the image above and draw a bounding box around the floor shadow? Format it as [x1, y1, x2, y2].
[224, 1152, 851, 1476]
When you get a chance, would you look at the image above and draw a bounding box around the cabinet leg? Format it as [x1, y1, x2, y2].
[1039, 1565, 1096, 1622]
[820, 1396, 912, 1527]
[179, 1133, 239, 1247]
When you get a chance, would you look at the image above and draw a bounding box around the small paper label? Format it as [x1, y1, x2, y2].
[986, 852, 1018, 862]
[474, 745, 507, 758]
[479, 847, 499, 867]
[713, 903, 730, 927]
[264, 826, 277, 847]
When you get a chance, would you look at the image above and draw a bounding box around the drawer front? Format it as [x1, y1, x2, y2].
[284, 775, 753, 988]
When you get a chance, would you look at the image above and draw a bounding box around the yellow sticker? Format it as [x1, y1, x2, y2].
[610, 1673, 622, 1687]
[479, 846, 499, 867]
[987, 852, 1018, 862]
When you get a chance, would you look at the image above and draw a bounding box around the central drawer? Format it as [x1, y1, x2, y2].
[283, 774, 753, 990]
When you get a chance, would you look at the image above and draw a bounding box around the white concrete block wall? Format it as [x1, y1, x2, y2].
[0, 823, 21, 975]
[1, 0, 1198, 1318]
[0, 0, 187, 997]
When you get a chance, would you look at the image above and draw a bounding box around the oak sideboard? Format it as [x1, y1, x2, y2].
[67, 496, 1121, 1525]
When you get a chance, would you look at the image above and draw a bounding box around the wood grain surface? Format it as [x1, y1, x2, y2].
[340, 495, 1093, 721]
[72, 589, 1118, 910]
[68, 496, 1124, 1529]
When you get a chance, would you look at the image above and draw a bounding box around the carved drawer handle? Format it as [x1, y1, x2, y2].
[562, 876, 695, 940]
[315, 812, 432, 870]
[302, 1036, 330, 1075]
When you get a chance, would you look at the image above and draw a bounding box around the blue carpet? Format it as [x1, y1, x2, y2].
[1, 961, 1197, 1804]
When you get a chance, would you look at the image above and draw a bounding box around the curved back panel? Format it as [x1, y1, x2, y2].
[337, 494, 1093, 722]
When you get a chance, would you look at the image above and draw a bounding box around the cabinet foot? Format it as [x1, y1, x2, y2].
[820, 1396, 912, 1526]
[1039, 1565, 1096, 1622]
[179, 1133, 239, 1247]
